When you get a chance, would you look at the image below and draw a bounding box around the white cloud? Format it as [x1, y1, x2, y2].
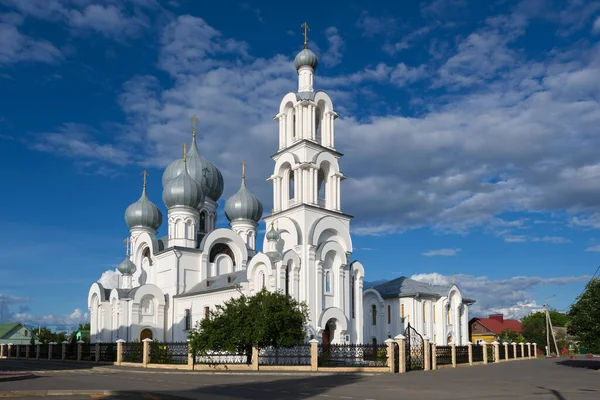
[13, 308, 89, 330]
[321, 27, 344, 67]
[594, 16, 600, 34]
[98, 269, 120, 289]
[355, 11, 397, 37]
[422, 248, 462, 257]
[585, 245, 600, 252]
[410, 272, 590, 319]
[0, 19, 62, 65]
[503, 235, 571, 244]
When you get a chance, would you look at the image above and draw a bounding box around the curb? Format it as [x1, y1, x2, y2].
[92, 367, 380, 376]
[0, 390, 116, 397]
[0, 374, 36, 382]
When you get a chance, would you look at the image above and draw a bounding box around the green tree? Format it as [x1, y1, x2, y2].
[188, 289, 308, 364]
[521, 310, 570, 350]
[497, 329, 525, 343]
[568, 278, 600, 354]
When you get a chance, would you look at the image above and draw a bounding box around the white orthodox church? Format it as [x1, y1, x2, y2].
[87, 37, 472, 346]
[88, 40, 365, 345]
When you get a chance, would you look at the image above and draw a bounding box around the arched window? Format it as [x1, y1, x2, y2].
[199, 211, 206, 232]
[387, 305, 391, 324]
[325, 271, 331, 293]
[293, 115, 296, 138]
[209, 243, 236, 265]
[423, 302, 427, 323]
[371, 304, 377, 326]
[434, 305, 437, 324]
[289, 170, 295, 200]
[315, 107, 322, 142]
[317, 169, 325, 200]
[285, 265, 291, 296]
[259, 271, 265, 289]
[401, 303, 405, 320]
[351, 274, 355, 319]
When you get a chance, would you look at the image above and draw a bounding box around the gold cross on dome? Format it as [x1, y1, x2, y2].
[141, 170, 148, 188]
[301, 22, 310, 49]
[241, 161, 246, 179]
[181, 143, 188, 162]
[190, 115, 198, 137]
[124, 238, 131, 256]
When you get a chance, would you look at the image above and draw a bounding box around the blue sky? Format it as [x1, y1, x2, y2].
[1, 0, 600, 330]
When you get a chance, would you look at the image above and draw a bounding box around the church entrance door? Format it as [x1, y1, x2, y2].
[140, 329, 153, 341]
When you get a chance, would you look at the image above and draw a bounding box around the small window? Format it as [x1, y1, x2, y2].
[371, 305, 377, 326]
[325, 271, 331, 293]
[423, 303, 427, 323]
[24, 330, 28, 337]
[372, 338, 377, 346]
[401, 303, 405, 319]
[434, 305, 437, 324]
[184, 309, 191, 330]
[387, 305, 391, 324]
[204, 306, 210, 320]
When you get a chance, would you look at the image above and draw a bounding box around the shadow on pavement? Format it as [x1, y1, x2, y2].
[0, 359, 103, 372]
[97, 374, 363, 400]
[556, 359, 600, 370]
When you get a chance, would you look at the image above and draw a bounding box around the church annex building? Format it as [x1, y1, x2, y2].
[88, 37, 473, 347]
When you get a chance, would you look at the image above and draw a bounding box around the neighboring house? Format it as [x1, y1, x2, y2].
[469, 314, 522, 344]
[363, 277, 475, 346]
[0, 322, 38, 345]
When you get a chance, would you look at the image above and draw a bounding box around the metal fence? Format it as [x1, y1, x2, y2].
[80, 344, 94, 362]
[318, 343, 388, 368]
[98, 343, 117, 362]
[38, 344, 49, 359]
[259, 345, 311, 366]
[516, 344, 522, 358]
[472, 345, 484, 362]
[29, 345, 37, 359]
[507, 345, 514, 359]
[51, 344, 61, 359]
[195, 351, 250, 365]
[65, 343, 78, 361]
[122, 342, 143, 363]
[150, 342, 188, 365]
[455, 346, 469, 364]
[18, 345, 27, 358]
[436, 346, 453, 366]
[498, 344, 506, 360]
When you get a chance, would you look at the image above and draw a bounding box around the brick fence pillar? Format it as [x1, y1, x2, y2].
[423, 337, 431, 371]
[25, 344, 30, 359]
[310, 339, 319, 371]
[94, 342, 100, 363]
[62, 341, 68, 360]
[251, 347, 259, 371]
[533, 343, 537, 357]
[36, 344, 40, 360]
[7, 344, 13, 359]
[394, 334, 406, 374]
[482, 342, 488, 364]
[467, 342, 473, 365]
[492, 341, 500, 363]
[48, 343, 54, 360]
[15, 345, 20, 359]
[526, 342, 531, 358]
[503, 342, 509, 361]
[519, 343, 525, 359]
[187, 339, 194, 369]
[116, 339, 125, 365]
[142, 338, 152, 367]
[431, 343, 437, 370]
[0, 344, 5, 358]
[451, 344, 456, 368]
[77, 341, 84, 362]
[385, 338, 395, 373]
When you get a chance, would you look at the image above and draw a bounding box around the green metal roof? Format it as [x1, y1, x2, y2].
[0, 322, 21, 338]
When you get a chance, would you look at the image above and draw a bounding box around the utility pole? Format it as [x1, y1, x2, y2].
[544, 303, 560, 356]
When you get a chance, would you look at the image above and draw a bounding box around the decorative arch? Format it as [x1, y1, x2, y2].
[309, 216, 352, 253]
[199, 228, 249, 269]
[312, 151, 341, 175]
[274, 153, 300, 177]
[214, 253, 234, 275]
[318, 307, 348, 332]
[132, 232, 161, 266]
[278, 92, 298, 114]
[263, 217, 302, 253]
[313, 91, 334, 112]
[246, 253, 274, 292]
[209, 243, 235, 265]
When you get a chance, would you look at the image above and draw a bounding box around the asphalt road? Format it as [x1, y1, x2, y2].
[1, 358, 599, 399]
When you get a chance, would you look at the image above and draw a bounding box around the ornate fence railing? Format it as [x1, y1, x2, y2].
[472, 345, 484, 362]
[51, 344, 61, 359]
[516, 345, 522, 358]
[80, 344, 94, 362]
[18, 345, 27, 358]
[487, 345, 495, 362]
[38, 344, 49, 359]
[259, 345, 311, 366]
[150, 342, 188, 364]
[122, 342, 143, 363]
[498, 344, 506, 360]
[65, 343, 78, 360]
[195, 351, 251, 365]
[98, 343, 116, 362]
[29, 345, 37, 358]
[318, 343, 388, 368]
[507, 345, 514, 359]
[436, 346, 453, 366]
[455, 346, 469, 364]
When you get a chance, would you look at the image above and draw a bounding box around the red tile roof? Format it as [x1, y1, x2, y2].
[474, 317, 522, 334]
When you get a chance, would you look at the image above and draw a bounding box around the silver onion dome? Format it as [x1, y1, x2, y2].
[225, 171, 263, 223]
[294, 48, 318, 72]
[266, 223, 280, 241]
[162, 159, 205, 209]
[161, 137, 224, 202]
[124, 176, 162, 231]
[118, 257, 137, 276]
